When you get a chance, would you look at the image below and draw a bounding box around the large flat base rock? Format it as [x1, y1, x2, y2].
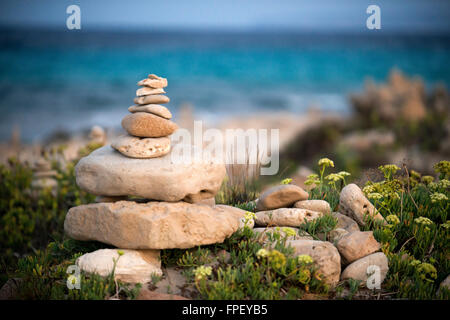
[75, 145, 226, 202]
[64, 201, 241, 249]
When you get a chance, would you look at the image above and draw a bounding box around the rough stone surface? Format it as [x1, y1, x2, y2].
[111, 135, 171, 159]
[75, 146, 226, 202]
[152, 267, 190, 296]
[336, 231, 381, 264]
[341, 252, 389, 285]
[122, 112, 178, 138]
[76, 249, 162, 283]
[128, 104, 172, 119]
[215, 204, 254, 229]
[0, 278, 22, 300]
[332, 212, 360, 233]
[256, 185, 309, 211]
[286, 240, 341, 287]
[137, 74, 168, 88]
[134, 95, 170, 105]
[255, 208, 322, 227]
[439, 274, 450, 292]
[64, 201, 240, 249]
[339, 184, 386, 226]
[193, 197, 216, 207]
[136, 87, 165, 97]
[328, 228, 349, 243]
[294, 200, 331, 215]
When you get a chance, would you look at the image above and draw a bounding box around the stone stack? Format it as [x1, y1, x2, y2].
[111, 74, 177, 159]
[31, 158, 57, 190]
[64, 74, 247, 284]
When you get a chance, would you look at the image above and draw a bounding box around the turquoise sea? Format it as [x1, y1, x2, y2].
[0, 28, 449, 142]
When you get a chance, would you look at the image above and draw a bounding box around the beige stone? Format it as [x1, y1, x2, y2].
[339, 184, 386, 226]
[336, 231, 381, 264]
[287, 240, 341, 287]
[122, 112, 178, 138]
[215, 204, 254, 229]
[33, 170, 57, 178]
[76, 249, 162, 284]
[134, 95, 170, 105]
[256, 184, 309, 211]
[341, 252, 389, 285]
[136, 87, 165, 97]
[332, 212, 360, 233]
[193, 197, 216, 207]
[128, 104, 172, 119]
[75, 145, 226, 202]
[328, 228, 349, 243]
[137, 75, 168, 88]
[294, 200, 331, 214]
[111, 135, 171, 159]
[64, 201, 239, 249]
[255, 208, 322, 227]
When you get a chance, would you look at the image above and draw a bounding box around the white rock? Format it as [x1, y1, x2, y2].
[255, 208, 322, 227]
[136, 87, 165, 97]
[341, 252, 389, 286]
[294, 200, 331, 214]
[111, 135, 171, 159]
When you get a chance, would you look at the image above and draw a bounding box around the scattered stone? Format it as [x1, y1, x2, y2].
[136, 87, 165, 97]
[76, 249, 162, 284]
[287, 240, 341, 287]
[340, 252, 389, 286]
[294, 200, 331, 215]
[336, 231, 381, 264]
[339, 184, 386, 226]
[134, 95, 170, 105]
[256, 184, 309, 211]
[137, 74, 168, 88]
[328, 228, 349, 243]
[75, 145, 225, 202]
[111, 135, 171, 159]
[122, 112, 178, 138]
[128, 104, 172, 119]
[65, 201, 240, 249]
[332, 212, 360, 233]
[255, 208, 322, 227]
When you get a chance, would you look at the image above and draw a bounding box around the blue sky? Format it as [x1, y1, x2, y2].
[0, 0, 449, 32]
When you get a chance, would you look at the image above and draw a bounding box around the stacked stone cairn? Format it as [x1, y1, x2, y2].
[64, 74, 247, 284]
[31, 158, 57, 192]
[253, 183, 388, 288]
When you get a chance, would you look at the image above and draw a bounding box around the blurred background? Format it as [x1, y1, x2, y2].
[0, 0, 449, 179]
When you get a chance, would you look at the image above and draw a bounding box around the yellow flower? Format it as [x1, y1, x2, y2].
[280, 178, 292, 185]
[434, 160, 450, 179]
[440, 220, 450, 229]
[243, 211, 256, 226]
[368, 192, 383, 200]
[414, 216, 433, 226]
[268, 250, 286, 270]
[297, 269, 311, 284]
[297, 254, 313, 264]
[256, 248, 269, 259]
[417, 263, 437, 282]
[325, 173, 341, 183]
[386, 214, 400, 225]
[194, 266, 212, 281]
[318, 158, 334, 168]
[421, 176, 435, 185]
[430, 192, 448, 203]
[281, 227, 297, 237]
[438, 179, 450, 189]
[117, 250, 124, 256]
[305, 174, 320, 186]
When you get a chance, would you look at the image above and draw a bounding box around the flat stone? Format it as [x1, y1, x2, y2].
[255, 208, 322, 227]
[122, 112, 178, 138]
[137, 75, 168, 88]
[256, 185, 309, 211]
[215, 204, 254, 229]
[75, 146, 225, 202]
[134, 95, 170, 105]
[128, 104, 172, 119]
[111, 135, 171, 159]
[294, 200, 331, 214]
[336, 231, 381, 264]
[64, 201, 240, 249]
[286, 240, 341, 287]
[339, 184, 386, 226]
[136, 87, 165, 97]
[332, 212, 360, 233]
[341, 252, 389, 286]
[76, 249, 162, 284]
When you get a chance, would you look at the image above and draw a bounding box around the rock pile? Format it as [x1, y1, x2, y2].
[64, 74, 245, 284]
[253, 182, 389, 287]
[31, 158, 57, 190]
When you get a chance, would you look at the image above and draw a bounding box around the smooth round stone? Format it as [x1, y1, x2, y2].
[255, 208, 322, 227]
[336, 231, 381, 264]
[134, 95, 170, 105]
[136, 87, 165, 97]
[340, 252, 389, 285]
[294, 199, 331, 215]
[256, 184, 309, 211]
[121, 112, 178, 138]
[75, 145, 226, 202]
[128, 104, 172, 119]
[137, 74, 168, 88]
[111, 135, 171, 159]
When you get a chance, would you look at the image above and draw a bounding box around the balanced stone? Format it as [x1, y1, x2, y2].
[111, 135, 171, 159]
[339, 184, 386, 226]
[256, 185, 309, 211]
[64, 201, 240, 249]
[255, 208, 322, 227]
[76, 249, 162, 284]
[294, 199, 331, 214]
[128, 104, 172, 119]
[136, 87, 165, 97]
[287, 240, 341, 287]
[335, 231, 381, 264]
[134, 95, 170, 105]
[75, 145, 226, 202]
[137, 74, 168, 88]
[122, 112, 178, 138]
